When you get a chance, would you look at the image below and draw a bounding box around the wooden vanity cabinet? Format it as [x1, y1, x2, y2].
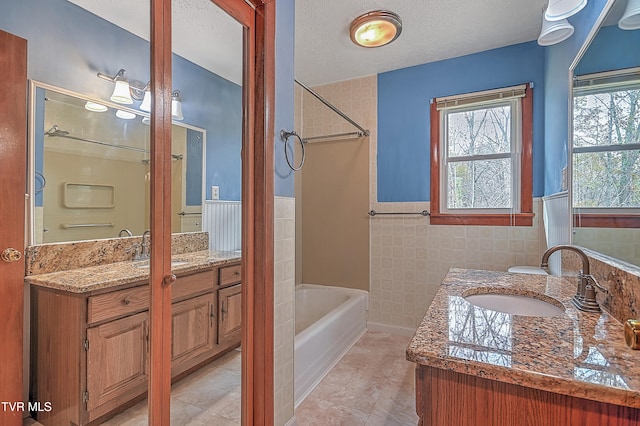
[31, 261, 242, 426]
[217, 263, 242, 347]
[86, 311, 149, 413]
[415, 365, 640, 426]
[171, 292, 216, 377]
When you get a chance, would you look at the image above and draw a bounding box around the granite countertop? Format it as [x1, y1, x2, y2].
[406, 268, 640, 409]
[25, 250, 241, 293]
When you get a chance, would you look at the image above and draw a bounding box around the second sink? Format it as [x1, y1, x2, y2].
[463, 289, 564, 317]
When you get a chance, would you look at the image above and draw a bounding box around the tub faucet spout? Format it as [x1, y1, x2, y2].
[540, 245, 601, 313]
[118, 228, 133, 237]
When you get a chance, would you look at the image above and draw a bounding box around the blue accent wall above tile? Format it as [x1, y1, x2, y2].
[1, 0, 243, 201]
[543, 0, 609, 196]
[274, 0, 296, 198]
[575, 24, 640, 76]
[377, 42, 546, 202]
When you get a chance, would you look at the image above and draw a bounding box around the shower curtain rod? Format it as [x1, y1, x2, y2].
[45, 124, 183, 160]
[295, 79, 370, 142]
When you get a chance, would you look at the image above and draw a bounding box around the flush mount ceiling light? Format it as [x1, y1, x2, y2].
[538, 14, 574, 45]
[619, 0, 640, 30]
[545, 0, 588, 21]
[350, 10, 402, 48]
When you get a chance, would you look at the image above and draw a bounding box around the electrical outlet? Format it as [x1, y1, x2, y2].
[561, 167, 568, 191]
[211, 186, 220, 200]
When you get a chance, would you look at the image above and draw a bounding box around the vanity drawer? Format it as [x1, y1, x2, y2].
[172, 270, 215, 301]
[219, 263, 241, 287]
[87, 285, 149, 324]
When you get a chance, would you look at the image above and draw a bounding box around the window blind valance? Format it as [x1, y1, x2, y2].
[434, 83, 529, 111]
[574, 66, 640, 96]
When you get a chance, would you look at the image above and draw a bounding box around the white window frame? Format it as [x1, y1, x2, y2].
[438, 90, 524, 215]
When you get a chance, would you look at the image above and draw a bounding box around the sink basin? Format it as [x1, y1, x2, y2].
[134, 260, 189, 269]
[463, 289, 564, 317]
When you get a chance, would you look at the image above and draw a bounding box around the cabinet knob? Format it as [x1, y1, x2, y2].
[234, 271, 240, 276]
[163, 274, 177, 285]
[123, 298, 131, 306]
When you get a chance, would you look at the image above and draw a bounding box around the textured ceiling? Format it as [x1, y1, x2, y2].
[67, 0, 553, 87]
[67, 0, 243, 85]
[295, 0, 548, 86]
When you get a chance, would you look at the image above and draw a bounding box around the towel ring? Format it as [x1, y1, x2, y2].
[280, 129, 305, 171]
[35, 171, 46, 194]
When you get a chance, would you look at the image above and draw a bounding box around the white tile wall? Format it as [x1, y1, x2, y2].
[299, 75, 378, 202]
[369, 200, 546, 329]
[274, 196, 296, 426]
[573, 227, 640, 267]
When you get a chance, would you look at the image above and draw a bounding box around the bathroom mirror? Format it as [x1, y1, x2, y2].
[571, 0, 640, 268]
[30, 82, 205, 244]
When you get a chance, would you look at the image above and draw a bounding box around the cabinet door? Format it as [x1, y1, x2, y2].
[218, 283, 242, 346]
[171, 292, 216, 375]
[86, 311, 148, 413]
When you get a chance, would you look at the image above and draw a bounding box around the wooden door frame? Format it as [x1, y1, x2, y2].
[147, 0, 275, 425]
[0, 30, 28, 426]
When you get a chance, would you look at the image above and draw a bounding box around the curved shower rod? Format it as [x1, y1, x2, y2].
[295, 79, 370, 140]
[45, 124, 183, 161]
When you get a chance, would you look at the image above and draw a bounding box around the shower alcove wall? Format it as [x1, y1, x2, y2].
[294, 78, 374, 293]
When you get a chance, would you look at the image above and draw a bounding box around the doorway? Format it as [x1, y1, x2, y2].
[0, 0, 275, 424]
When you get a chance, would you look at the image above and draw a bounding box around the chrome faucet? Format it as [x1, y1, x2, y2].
[125, 242, 143, 261]
[540, 245, 603, 313]
[141, 230, 151, 259]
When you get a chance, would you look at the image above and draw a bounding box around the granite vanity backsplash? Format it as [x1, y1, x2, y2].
[562, 249, 640, 325]
[25, 232, 209, 276]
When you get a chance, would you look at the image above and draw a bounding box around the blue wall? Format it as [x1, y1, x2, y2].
[0, 0, 243, 201]
[575, 24, 640, 75]
[543, 0, 609, 195]
[377, 42, 546, 202]
[274, 0, 296, 197]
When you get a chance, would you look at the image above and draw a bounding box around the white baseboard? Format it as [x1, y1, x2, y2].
[367, 321, 416, 337]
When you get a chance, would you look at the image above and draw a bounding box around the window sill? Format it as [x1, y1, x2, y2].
[573, 214, 640, 228]
[430, 213, 534, 226]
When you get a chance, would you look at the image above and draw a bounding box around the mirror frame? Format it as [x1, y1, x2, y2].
[567, 0, 617, 249]
[27, 80, 208, 245]
[145, 0, 277, 423]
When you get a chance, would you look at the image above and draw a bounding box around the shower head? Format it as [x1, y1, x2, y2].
[44, 125, 69, 137]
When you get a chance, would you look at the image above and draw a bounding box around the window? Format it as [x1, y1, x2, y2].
[430, 84, 534, 226]
[572, 68, 640, 228]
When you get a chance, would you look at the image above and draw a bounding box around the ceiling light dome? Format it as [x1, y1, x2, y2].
[350, 10, 402, 48]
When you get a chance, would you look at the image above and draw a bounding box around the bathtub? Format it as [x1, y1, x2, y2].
[294, 284, 369, 407]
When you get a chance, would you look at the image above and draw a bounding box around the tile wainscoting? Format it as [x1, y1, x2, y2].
[274, 196, 296, 426]
[369, 200, 547, 330]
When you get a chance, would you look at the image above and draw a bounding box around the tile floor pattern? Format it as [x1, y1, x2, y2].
[295, 331, 418, 426]
[24, 331, 417, 426]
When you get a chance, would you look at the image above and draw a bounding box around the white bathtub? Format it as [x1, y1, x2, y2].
[294, 284, 369, 407]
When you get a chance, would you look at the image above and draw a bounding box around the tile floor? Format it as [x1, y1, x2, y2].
[24, 331, 417, 426]
[295, 331, 418, 426]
